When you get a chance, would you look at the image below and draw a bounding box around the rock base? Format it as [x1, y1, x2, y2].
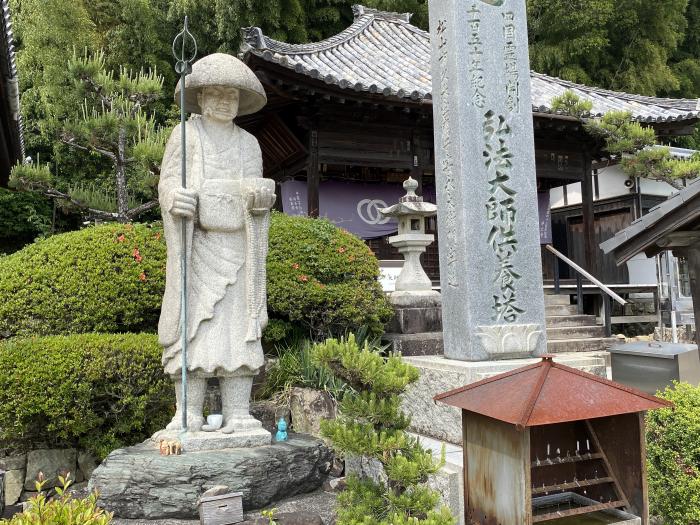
[152, 428, 271, 452]
[89, 435, 333, 519]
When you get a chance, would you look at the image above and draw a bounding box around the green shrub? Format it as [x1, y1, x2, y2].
[0, 333, 174, 459]
[0, 214, 391, 341]
[267, 212, 393, 339]
[646, 382, 700, 525]
[259, 339, 349, 400]
[0, 223, 166, 337]
[315, 335, 455, 525]
[1, 475, 112, 524]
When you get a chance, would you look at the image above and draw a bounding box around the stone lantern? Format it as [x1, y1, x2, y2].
[379, 177, 439, 299]
[379, 177, 442, 356]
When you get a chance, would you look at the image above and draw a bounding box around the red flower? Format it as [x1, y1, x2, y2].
[298, 274, 309, 282]
[139, 272, 147, 282]
[154, 232, 162, 241]
[116, 234, 126, 243]
[133, 248, 143, 263]
[291, 263, 300, 270]
[337, 247, 346, 254]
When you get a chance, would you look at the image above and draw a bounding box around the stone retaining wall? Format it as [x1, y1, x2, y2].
[0, 448, 98, 506]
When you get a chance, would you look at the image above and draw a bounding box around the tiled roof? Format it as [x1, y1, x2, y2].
[600, 177, 700, 256]
[241, 5, 700, 124]
[1, 0, 24, 161]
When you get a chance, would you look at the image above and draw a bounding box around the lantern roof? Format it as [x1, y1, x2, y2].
[379, 176, 437, 218]
[434, 355, 671, 428]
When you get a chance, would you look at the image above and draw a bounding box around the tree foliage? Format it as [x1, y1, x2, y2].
[528, 0, 690, 96]
[584, 110, 657, 156]
[315, 335, 455, 525]
[549, 89, 593, 118]
[622, 147, 700, 190]
[10, 0, 700, 219]
[10, 51, 166, 222]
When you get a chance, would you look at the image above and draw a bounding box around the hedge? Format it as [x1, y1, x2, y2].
[646, 382, 700, 524]
[0, 223, 166, 337]
[0, 215, 392, 341]
[266, 212, 392, 339]
[0, 333, 173, 459]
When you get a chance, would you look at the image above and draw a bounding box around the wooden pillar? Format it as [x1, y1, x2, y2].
[307, 129, 319, 218]
[581, 150, 596, 273]
[411, 132, 423, 195]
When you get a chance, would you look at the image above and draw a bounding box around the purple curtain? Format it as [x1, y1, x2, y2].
[281, 180, 411, 239]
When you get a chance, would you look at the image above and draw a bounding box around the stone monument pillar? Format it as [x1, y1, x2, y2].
[428, 0, 546, 361]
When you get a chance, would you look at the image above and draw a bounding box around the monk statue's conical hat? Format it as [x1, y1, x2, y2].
[174, 53, 267, 116]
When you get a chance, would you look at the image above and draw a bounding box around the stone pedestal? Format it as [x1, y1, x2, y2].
[383, 292, 444, 356]
[401, 353, 608, 444]
[152, 428, 271, 452]
[88, 435, 332, 519]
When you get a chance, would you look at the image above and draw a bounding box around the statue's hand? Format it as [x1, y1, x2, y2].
[245, 185, 276, 215]
[170, 188, 198, 219]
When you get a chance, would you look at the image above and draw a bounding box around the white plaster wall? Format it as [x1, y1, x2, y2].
[549, 164, 689, 209]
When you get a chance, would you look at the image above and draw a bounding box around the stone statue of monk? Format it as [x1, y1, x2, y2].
[158, 53, 275, 435]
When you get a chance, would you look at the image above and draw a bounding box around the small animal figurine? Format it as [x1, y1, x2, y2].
[275, 417, 288, 442]
[159, 439, 183, 456]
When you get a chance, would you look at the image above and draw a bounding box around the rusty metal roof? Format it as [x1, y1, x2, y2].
[240, 5, 700, 124]
[434, 356, 671, 428]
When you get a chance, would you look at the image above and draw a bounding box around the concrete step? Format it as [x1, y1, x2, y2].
[546, 325, 606, 340]
[473, 351, 608, 380]
[383, 332, 443, 356]
[545, 304, 580, 316]
[547, 337, 618, 353]
[546, 315, 597, 328]
[544, 294, 572, 306]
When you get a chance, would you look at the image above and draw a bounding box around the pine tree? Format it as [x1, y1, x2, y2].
[11, 51, 166, 222]
[314, 335, 455, 525]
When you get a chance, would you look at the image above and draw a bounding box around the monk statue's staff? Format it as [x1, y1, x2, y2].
[172, 17, 197, 433]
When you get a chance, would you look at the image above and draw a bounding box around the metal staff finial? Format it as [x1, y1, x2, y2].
[172, 16, 197, 434]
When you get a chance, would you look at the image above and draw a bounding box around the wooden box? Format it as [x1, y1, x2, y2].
[198, 492, 243, 525]
[436, 356, 672, 525]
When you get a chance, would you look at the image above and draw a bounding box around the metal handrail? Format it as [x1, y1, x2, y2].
[545, 245, 627, 306]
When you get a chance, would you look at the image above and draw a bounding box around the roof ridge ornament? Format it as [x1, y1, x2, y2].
[351, 4, 412, 23]
[241, 27, 267, 50]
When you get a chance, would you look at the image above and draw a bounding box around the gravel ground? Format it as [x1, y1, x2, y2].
[111, 489, 337, 525]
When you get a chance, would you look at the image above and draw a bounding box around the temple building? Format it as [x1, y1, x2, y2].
[238, 5, 700, 287]
[0, 0, 23, 185]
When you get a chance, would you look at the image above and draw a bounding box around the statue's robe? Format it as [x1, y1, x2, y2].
[158, 118, 268, 376]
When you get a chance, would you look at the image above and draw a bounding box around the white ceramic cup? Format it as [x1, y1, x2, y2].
[206, 414, 223, 430]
